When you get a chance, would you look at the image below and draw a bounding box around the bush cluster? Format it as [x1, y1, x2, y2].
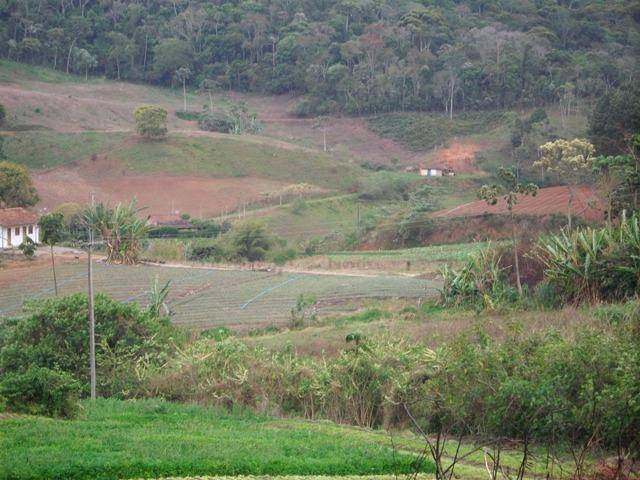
[537, 214, 640, 303]
[0, 294, 178, 417]
[441, 215, 640, 309]
[439, 245, 518, 310]
[141, 314, 640, 458]
[144, 335, 426, 428]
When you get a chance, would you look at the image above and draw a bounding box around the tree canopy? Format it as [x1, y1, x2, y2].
[0, 1, 637, 116]
[0, 161, 39, 208]
[133, 105, 168, 139]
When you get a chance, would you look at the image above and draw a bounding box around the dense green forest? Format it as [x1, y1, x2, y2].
[1, 0, 638, 115]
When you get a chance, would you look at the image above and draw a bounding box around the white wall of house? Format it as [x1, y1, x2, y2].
[419, 168, 443, 177]
[0, 224, 39, 248]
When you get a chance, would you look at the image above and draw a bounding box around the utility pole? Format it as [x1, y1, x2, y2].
[88, 192, 96, 400]
[356, 202, 361, 233]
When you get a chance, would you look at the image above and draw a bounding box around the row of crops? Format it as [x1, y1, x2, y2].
[0, 261, 439, 329]
[327, 241, 505, 263]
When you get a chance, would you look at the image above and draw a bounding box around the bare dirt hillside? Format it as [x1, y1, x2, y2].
[33, 159, 289, 217]
[422, 138, 486, 173]
[431, 186, 604, 221]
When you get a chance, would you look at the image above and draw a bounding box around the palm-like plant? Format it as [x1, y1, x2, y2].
[82, 200, 148, 264]
[536, 214, 640, 303]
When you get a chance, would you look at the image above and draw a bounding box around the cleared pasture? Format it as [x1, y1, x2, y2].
[0, 261, 437, 329]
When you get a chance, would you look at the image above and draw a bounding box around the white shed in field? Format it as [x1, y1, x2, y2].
[0, 208, 40, 248]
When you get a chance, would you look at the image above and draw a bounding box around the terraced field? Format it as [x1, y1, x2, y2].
[0, 261, 438, 329]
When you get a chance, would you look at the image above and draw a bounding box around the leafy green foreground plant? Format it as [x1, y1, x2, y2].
[537, 213, 640, 303]
[439, 244, 517, 310]
[82, 200, 149, 264]
[401, 312, 640, 478]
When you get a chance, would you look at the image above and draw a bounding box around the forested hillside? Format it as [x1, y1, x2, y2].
[1, 0, 638, 116]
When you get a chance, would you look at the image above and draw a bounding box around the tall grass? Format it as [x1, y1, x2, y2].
[143, 335, 433, 429]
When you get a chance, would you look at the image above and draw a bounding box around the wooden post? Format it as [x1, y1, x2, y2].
[88, 193, 96, 400]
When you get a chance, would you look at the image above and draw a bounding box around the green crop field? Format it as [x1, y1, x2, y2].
[0, 398, 432, 479]
[327, 241, 506, 264]
[0, 262, 438, 329]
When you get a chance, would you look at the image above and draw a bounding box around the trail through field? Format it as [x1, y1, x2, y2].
[0, 260, 439, 329]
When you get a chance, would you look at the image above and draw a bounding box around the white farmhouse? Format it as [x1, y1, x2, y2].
[418, 165, 456, 177]
[419, 166, 444, 177]
[0, 208, 40, 248]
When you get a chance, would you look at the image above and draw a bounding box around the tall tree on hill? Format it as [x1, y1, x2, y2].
[0, 161, 39, 208]
[199, 79, 218, 111]
[174, 66, 192, 112]
[478, 167, 538, 294]
[39, 213, 66, 296]
[589, 83, 640, 156]
[535, 138, 595, 230]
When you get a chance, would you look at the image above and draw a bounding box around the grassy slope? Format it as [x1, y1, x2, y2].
[4, 130, 364, 189]
[367, 108, 589, 175]
[118, 135, 362, 190]
[367, 111, 507, 152]
[1, 60, 367, 191]
[261, 195, 403, 240]
[3, 131, 127, 169]
[247, 300, 597, 357]
[0, 398, 430, 480]
[0, 60, 88, 83]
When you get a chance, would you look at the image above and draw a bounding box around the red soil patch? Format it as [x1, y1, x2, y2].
[426, 138, 485, 174]
[33, 160, 291, 217]
[431, 186, 604, 221]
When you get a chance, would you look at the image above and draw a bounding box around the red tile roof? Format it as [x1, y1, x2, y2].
[0, 208, 39, 227]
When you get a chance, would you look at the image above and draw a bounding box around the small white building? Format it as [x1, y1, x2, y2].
[419, 167, 444, 177]
[419, 166, 456, 177]
[0, 208, 40, 248]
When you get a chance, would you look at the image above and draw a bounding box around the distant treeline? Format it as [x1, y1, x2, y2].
[1, 0, 638, 115]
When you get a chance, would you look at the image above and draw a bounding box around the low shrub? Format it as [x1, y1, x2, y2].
[0, 366, 81, 418]
[143, 335, 431, 428]
[356, 173, 411, 201]
[187, 237, 234, 262]
[198, 111, 236, 132]
[175, 110, 200, 121]
[200, 326, 233, 341]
